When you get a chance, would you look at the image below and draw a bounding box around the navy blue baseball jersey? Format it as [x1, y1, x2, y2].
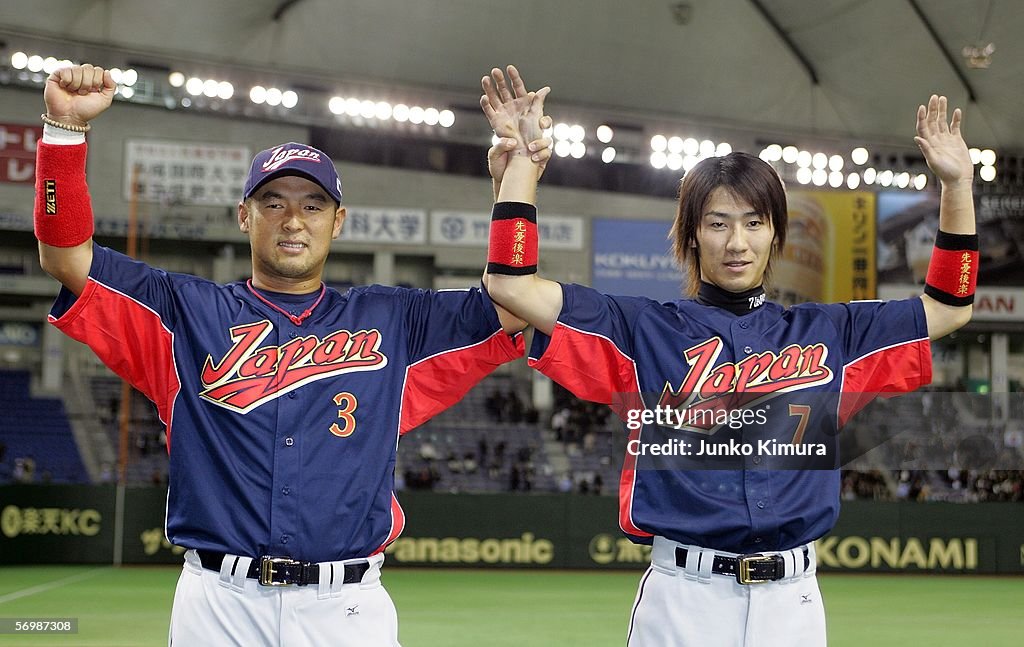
[50, 245, 523, 562]
[529, 284, 931, 553]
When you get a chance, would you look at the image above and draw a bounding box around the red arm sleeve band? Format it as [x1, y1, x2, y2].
[487, 201, 538, 275]
[34, 141, 94, 248]
[924, 230, 979, 307]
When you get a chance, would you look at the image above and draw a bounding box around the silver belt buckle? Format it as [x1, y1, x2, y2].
[259, 556, 301, 586]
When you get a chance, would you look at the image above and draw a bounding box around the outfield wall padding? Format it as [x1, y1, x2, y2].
[1, 486, 1021, 574]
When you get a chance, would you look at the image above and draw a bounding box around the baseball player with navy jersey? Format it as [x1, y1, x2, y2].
[32, 64, 551, 647]
[481, 66, 978, 645]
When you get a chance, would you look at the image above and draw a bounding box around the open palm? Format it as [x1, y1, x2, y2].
[915, 95, 973, 185]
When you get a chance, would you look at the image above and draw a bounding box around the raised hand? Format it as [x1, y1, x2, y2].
[44, 63, 116, 128]
[481, 66, 552, 195]
[915, 95, 973, 186]
[481, 65, 550, 155]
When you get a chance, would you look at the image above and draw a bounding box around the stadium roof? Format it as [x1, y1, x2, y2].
[0, 0, 1020, 150]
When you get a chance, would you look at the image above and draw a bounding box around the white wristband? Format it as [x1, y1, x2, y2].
[42, 124, 87, 145]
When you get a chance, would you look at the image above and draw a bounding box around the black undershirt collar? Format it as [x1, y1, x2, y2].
[696, 281, 767, 316]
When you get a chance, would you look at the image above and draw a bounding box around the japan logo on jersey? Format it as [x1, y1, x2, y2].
[199, 320, 388, 413]
[657, 336, 833, 433]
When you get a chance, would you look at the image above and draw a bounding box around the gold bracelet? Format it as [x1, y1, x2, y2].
[40, 113, 91, 133]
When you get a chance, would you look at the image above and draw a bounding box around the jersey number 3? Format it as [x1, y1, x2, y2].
[329, 392, 358, 437]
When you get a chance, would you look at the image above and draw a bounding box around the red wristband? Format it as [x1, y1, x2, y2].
[924, 231, 979, 306]
[34, 141, 94, 247]
[487, 202, 538, 275]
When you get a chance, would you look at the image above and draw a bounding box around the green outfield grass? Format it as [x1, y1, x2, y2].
[0, 566, 1020, 646]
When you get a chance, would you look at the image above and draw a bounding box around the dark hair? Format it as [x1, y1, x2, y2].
[670, 152, 788, 296]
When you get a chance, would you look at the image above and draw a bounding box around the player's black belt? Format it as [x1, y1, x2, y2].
[675, 546, 810, 585]
[196, 550, 370, 587]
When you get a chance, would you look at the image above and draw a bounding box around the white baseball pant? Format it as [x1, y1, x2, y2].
[626, 537, 826, 647]
[168, 550, 400, 647]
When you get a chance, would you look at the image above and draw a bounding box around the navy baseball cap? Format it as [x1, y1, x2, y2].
[243, 142, 343, 204]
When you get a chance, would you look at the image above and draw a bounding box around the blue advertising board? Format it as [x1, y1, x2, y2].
[591, 219, 685, 302]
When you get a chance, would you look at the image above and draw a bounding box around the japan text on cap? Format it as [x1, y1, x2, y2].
[243, 143, 343, 204]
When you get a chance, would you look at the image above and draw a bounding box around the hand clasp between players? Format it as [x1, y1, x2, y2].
[481, 65, 552, 167]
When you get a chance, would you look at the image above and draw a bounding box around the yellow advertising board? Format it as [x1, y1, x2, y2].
[774, 191, 876, 304]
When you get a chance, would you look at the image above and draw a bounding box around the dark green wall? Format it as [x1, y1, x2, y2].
[2, 486, 1021, 574]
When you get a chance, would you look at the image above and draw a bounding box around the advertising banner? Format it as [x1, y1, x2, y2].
[817, 501, 1022, 573]
[0, 321, 40, 347]
[781, 190, 876, 304]
[879, 284, 1024, 322]
[878, 190, 1024, 287]
[591, 219, 684, 303]
[341, 207, 427, 245]
[0, 485, 115, 564]
[124, 139, 251, 206]
[0, 123, 41, 184]
[431, 210, 583, 250]
[2, 488, 1021, 574]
